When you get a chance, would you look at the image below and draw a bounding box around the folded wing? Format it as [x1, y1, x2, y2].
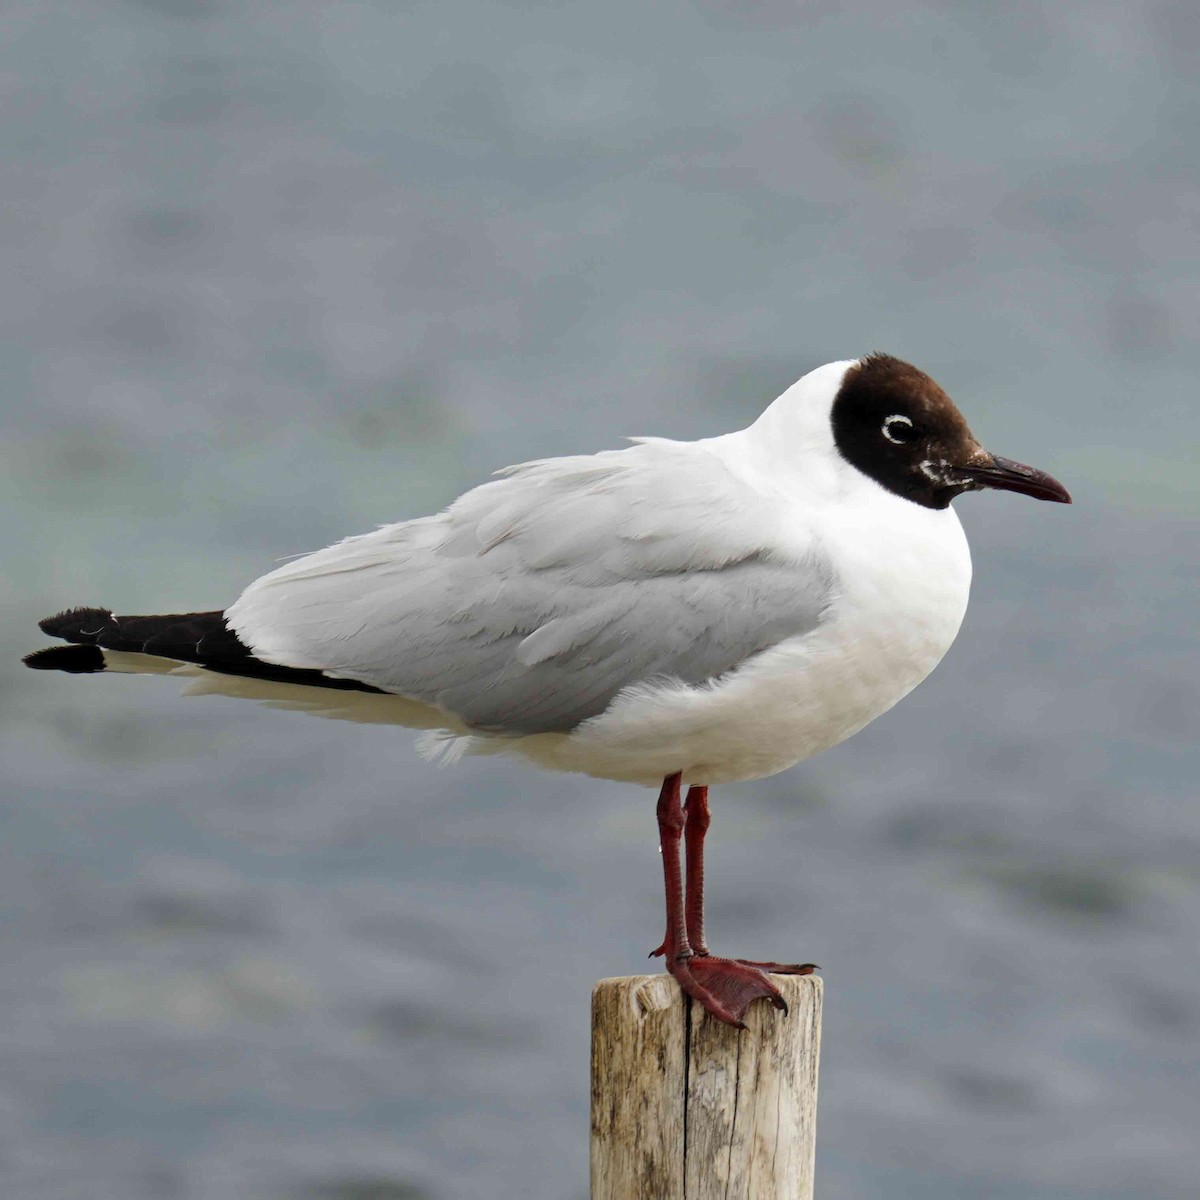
[226, 438, 832, 735]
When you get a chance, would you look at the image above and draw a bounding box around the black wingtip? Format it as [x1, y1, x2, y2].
[38, 606, 114, 641]
[23, 645, 107, 673]
[27, 607, 387, 695]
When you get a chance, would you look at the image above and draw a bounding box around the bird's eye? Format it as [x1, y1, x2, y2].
[881, 414, 917, 445]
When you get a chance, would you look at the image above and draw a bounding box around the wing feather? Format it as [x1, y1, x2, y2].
[226, 439, 832, 735]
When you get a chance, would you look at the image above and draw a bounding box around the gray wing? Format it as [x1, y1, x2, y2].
[374, 552, 825, 733]
[226, 438, 832, 735]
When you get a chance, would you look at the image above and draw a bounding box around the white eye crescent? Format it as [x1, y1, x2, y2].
[882, 414, 914, 444]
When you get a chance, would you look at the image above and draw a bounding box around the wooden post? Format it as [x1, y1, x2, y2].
[590, 973, 822, 1199]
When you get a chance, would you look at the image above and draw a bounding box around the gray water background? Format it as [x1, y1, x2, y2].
[1, 2, 1198, 1197]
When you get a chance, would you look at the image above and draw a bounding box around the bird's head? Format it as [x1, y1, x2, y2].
[828, 353, 1071, 510]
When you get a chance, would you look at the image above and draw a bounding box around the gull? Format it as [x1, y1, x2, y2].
[25, 354, 1071, 1026]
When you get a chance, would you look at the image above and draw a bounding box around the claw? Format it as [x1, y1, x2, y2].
[733, 959, 819, 975]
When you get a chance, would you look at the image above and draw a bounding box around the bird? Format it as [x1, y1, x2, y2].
[25, 354, 1071, 1027]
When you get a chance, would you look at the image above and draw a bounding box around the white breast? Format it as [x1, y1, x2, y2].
[508, 493, 972, 786]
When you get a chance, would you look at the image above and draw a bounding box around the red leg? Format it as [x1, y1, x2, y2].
[683, 785, 711, 955]
[653, 772, 692, 962]
[649, 776, 809, 1028]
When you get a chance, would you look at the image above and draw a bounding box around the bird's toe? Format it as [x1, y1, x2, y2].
[664, 954, 790, 1027]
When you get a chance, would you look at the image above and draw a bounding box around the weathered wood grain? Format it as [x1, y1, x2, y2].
[591, 975, 686, 1200]
[685, 975, 822, 1199]
[590, 973, 822, 1199]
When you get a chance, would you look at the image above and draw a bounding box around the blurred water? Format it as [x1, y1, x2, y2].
[2, 3, 1198, 1198]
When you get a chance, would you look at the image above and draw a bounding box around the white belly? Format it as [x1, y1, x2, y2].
[506, 502, 973, 785]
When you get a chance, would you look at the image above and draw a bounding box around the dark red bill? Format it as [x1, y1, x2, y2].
[959, 454, 1072, 503]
